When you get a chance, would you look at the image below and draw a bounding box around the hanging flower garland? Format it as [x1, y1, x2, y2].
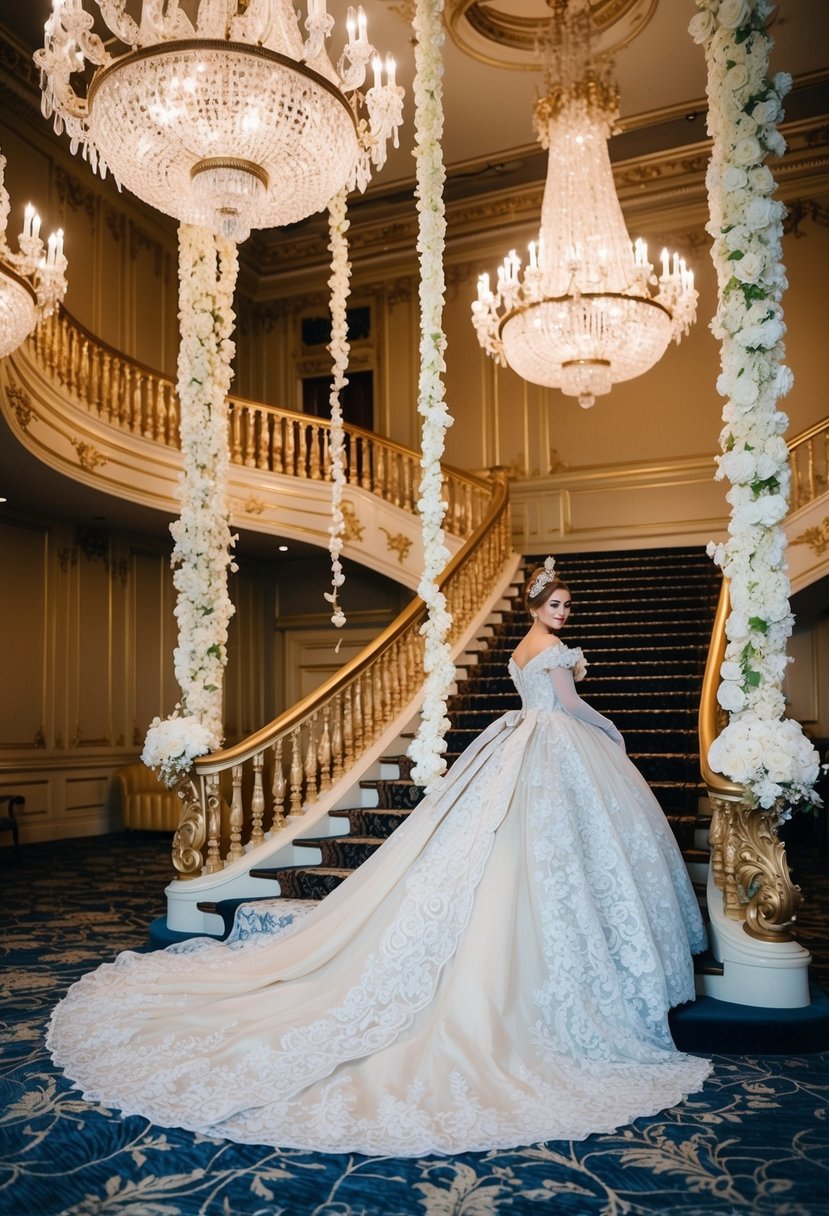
[690, 0, 820, 817]
[142, 224, 239, 786]
[407, 0, 455, 793]
[325, 188, 350, 634]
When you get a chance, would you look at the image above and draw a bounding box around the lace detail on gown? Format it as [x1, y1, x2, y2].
[47, 643, 711, 1155]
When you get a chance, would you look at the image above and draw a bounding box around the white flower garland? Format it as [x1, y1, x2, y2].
[691, 0, 820, 817]
[325, 189, 350, 633]
[407, 0, 455, 793]
[142, 224, 239, 786]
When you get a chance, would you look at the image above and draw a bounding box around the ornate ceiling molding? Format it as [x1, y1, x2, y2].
[444, 0, 657, 72]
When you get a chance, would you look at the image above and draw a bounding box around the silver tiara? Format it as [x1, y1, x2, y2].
[528, 556, 557, 599]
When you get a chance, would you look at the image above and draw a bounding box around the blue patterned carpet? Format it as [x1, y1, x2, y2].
[1, 833, 828, 1216]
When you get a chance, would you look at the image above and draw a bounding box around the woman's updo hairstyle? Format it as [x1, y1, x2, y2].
[524, 557, 571, 613]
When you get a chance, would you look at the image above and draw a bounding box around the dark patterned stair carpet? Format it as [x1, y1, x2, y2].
[252, 546, 720, 916]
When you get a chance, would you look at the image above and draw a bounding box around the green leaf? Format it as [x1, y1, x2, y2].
[748, 616, 769, 634]
[727, 249, 745, 261]
[745, 669, 762, 687]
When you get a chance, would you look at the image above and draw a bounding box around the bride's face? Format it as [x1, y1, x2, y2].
[537, 589, 572, 632]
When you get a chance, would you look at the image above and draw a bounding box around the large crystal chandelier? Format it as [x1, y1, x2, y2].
[0, 149, 68, 360]
[35, 0, 404, 243]
[472, 0, 697, 409]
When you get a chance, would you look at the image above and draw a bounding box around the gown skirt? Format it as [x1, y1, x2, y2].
[47, 654, 711, 1156]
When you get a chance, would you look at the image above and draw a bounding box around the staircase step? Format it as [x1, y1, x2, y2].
[294, 835, 386, 867]
[360, 778, 425, 810]
[330, 806, 413, 836]
[249, 865, 351, 899]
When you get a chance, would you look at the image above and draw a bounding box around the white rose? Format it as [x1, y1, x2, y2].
[762, 127, 786, 156]
[719, 449, 756, 482]
[720, 660, 743, 682]
[733, 251, 763, 283]
[732, 136, 762, 166]
[748, 165, 775, 194]
[723, 165, 748, 191]
[727, 62, 749, 90]
[688, 8, 716, 42]
[744, 197, 775, 230]
[752, 98, 781, 125]
[717, 0, 752, 28]
[730, 374, 760, 406]
[718, 681, 746, 713]
[757, 494, 788, 526]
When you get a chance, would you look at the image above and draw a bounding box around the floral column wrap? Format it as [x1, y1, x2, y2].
[690, 0, 821, 936]
[407, 0, 456, 793]
[142, 224, 239, 788]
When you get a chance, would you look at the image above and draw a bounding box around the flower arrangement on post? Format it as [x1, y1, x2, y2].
[407, 0, 455, 793]
[142, 224, 239, 786]
[325, 189, 350, 634]
[690, 0, 820, 818]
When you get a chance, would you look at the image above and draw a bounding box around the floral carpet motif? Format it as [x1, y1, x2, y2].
[1, 833, 828, 1216]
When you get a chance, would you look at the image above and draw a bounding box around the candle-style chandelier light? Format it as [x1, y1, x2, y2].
[472, 0, 697, 409]
[0, 149, 67, 360]
[35, 0, 404, 244]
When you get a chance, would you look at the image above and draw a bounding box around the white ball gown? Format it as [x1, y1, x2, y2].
[47, 643, 711, 1156]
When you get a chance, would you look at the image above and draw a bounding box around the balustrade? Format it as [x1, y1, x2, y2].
[789, 419, 829, 513]
[26, 308, 487, 537]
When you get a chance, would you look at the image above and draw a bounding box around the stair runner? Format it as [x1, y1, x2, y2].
[202, 546, 721, 936]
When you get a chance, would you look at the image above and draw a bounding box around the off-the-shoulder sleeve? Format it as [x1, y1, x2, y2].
[540, 645, 588, 682]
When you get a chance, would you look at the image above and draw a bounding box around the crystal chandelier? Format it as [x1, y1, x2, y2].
[472, 0, 697, 409]
[0, 149, 68, 360]
[35, 0, 404, 243]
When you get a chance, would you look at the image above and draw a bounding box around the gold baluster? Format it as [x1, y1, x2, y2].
[343, 684, 355, 768]
[352, 678, 364, 752]
[257, 409, 269, 469]
[390, 452, 401, 506]
[271, 738, 287, 831]
[304, 712, 319, 804]
[323, 428, 332, 479]
[289, 726, 304, 814]
[250, 752, 265, 848]
[228, 763, 245, 862]
[285, 416, 296, 476]
[154, 379, 166, 443]
[807, 437, 816, 502]
[168, 386, 180, 445]
[363, 670, 375, 743]
[243, 406, 256, 467]
[374, 445, 386, 497]
[310, 424, 322, 479]
[230, 405, 243, 465]
[272, 413, 283, 473]
[360, 436, 372, 490]
[380, 652, 392, 724]
[331, 693, 344, 782]
[318, 705, 332, 792]
[202, 774, 223, 874]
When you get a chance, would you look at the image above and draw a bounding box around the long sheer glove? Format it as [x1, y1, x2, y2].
[548, 666, 626, 753]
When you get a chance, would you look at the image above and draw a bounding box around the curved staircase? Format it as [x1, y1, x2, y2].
[196, 546, 721, 937]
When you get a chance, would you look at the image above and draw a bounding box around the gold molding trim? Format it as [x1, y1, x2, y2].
[791, 515, 829, 556]
[379, 527, 413, 564]
[342, 501, 365, 543]
[5, 377, 35, 431]
[71, 437, 107, 472]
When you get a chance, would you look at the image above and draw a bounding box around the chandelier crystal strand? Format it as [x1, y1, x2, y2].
[36, 1, 404, 242]
[325, 188, 351, 637]
[0, 148, 67, 358]
[408, 0, 455, 794]
[472, 0, 697, 408]
[142, 225, 239, 787]
[690, 0, 820, 817]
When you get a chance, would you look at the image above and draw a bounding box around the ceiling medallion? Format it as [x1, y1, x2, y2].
[445, 0, 657, 71]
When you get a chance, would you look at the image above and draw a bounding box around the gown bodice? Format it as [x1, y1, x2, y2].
[508, 643, 586, 711]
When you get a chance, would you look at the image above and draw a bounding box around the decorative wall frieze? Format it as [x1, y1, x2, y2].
[5, 378, 35, 431]
[341, 501, 364, 542]
[71, 437, 107, 472]
[379, 527, 413, 563]
[791, 515, 829, 556]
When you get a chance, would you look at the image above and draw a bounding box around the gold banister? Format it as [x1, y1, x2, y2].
[170, 471, 512, 876]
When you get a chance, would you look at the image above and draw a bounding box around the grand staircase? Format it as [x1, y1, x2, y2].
[201, 545, 721, 933]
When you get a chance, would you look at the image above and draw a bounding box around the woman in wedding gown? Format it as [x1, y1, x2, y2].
[47, 558, 711, 1156]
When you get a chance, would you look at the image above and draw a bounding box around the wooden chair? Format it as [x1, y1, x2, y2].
[0, 795, 24, 859]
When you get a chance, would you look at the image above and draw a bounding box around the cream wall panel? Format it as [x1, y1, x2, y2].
[284, 629, 382, 709]
[0, 519, 48, 748]
[130, 548, 177, 741]
[73, 550, 115, 746]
